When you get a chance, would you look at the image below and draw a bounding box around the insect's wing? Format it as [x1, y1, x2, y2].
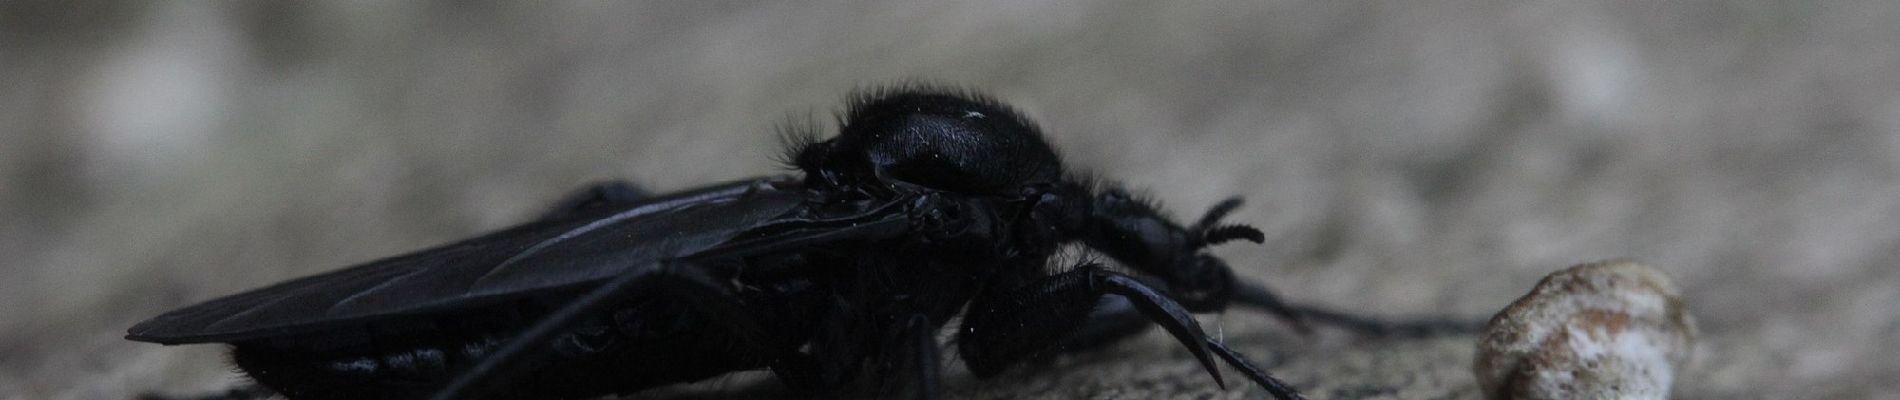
[127, 177, 905, 344]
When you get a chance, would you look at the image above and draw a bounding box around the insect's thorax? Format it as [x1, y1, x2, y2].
[845, 191, 1056, 320]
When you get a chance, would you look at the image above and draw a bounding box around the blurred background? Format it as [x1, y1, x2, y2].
[3, 2, 1896, 399]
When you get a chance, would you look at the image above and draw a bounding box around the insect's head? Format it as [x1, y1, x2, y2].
[793, 88, 1064, 197]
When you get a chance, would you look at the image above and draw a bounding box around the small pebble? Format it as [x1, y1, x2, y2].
[1473, 259, 1698, 400]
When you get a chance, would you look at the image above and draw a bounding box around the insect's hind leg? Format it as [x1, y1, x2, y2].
[539, 180, 650, 220]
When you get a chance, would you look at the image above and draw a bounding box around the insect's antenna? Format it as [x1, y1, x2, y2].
[427, 263, 674, 400]
[1195, 198, 1246, 229]
[1198, 225, 1265, 248]
[1188, 197, 1265, 250]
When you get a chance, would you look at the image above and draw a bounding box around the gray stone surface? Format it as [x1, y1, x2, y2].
[4, 2, 1896, 399]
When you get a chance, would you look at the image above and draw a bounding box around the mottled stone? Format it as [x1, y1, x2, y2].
[1474, 260, 1698, 400]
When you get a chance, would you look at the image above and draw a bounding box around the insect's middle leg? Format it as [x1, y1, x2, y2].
[875, 314, 942, 400]
[772, 304, 944, 399]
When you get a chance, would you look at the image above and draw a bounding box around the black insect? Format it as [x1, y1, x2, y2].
[128, 87, 1323, 400]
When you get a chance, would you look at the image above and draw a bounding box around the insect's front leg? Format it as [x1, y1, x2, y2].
[1027, 184, 1306, 324]
[1078, 190, 1248, 305]
[1055, 187, 1477, 337]
[956, 264, 1304, 400]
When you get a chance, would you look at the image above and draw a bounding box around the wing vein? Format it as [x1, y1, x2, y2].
[471, 199, 714, 289]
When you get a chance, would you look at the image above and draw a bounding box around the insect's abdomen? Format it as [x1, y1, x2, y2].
[230, 298, 776, 399]
[232, 335, 500, 399]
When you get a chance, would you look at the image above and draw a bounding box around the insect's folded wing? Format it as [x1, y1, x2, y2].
[459, 191, 812, 297]
[127, 179, 833, 344]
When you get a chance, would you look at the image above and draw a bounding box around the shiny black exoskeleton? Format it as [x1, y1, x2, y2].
[128, 87, 1317, 400]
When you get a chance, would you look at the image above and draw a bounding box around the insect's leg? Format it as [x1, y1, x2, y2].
[1234, 280, 1484, 336]
[1077, 192, 1477, 336]
[1053, 283, 1476, 360]
[957, 264, 1304, 400]
[426, 261, 775, 400]
[539, 180, 650, 220]
[875, 314, 941, 400]
[770, 295, 864, 394]
[1039, 294, 1152, 353]
[1047, 189, 1310, 329]
[772, 307, 940, 400]
[1033, 277, 1206, 354]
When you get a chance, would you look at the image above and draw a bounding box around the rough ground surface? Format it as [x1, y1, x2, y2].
[3, 2, 1896, 399]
